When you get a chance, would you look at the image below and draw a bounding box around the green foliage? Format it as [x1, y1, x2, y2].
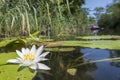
[98, 1, 120, 34]
[93, 7, 104, 20]
[0, 0, 91, 38]
[0, 52, 36, 80]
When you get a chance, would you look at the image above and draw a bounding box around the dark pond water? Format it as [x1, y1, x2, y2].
[81, 48, 120, 80]
[33, 47, 120, 80]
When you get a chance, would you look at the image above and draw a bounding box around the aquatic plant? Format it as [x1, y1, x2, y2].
[0, 52, 36, 80]
[7, 45, 50, 71]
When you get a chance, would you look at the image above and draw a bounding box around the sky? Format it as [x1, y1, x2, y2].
[82, 0, 113, 16]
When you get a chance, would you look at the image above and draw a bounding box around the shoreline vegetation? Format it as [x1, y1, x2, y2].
[0, 0, 91, 39]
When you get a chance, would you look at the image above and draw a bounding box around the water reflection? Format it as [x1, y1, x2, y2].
[33, 47, 120, 80]
[81, 48, 120, 80]
[33, 47, 94, 80]
[109, 50, 120, 67]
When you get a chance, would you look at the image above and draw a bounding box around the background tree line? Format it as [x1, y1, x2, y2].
[97, 0, 120, 35]
[0, 0, 96, 39]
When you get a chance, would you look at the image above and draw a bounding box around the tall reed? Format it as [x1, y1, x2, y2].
[0, 0, 94, 38]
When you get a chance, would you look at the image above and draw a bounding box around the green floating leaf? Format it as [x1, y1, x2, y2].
[67, 68, 77, 76]
[0, 38, 17, 48]
[62, 40, 120, 50]
[0, 52, 36, 80]
[76, 35, 120, 40]
[0, 38, 26, 51]
[26, 35, 53, 45]
[45, 47, 75, 52]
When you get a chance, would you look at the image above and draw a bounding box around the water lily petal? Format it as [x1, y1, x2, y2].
[20, 60, 31, 66]
[30, 45, 36, 54]
[21, 48, 26, 54]
[36, 45, 44, 57]
[39, 58, 48, 61]
[39, 52, 49, 58]
[37, 63, 50, 70]
[26, 48, 30, 53]
[33, 57, 48, 63]
[7, 45, 50, 71]
[16, 57, 23, 62]
[29, 64, 37, 70]
[19, 63, 26, 66]
[16, 50, 24, 58]
[7, 59, 21, 64]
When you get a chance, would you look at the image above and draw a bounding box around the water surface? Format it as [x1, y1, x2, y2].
[33, 47, 120, 80]
[81, 48, 120, 80]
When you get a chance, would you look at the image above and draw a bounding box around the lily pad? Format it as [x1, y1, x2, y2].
[0, 38, 26, 51]
[0, 52, 36, 80]
[67, 68, 77, 76]
[76, 35, 120, 40]
[26, 35, 53, 44]
[45, 47, 75, 52]
[62, 40, 120, 50]
[80, 40, 120, 50]
[0, 38, 17, 48]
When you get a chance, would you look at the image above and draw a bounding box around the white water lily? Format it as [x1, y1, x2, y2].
[7, 45, 50, 70]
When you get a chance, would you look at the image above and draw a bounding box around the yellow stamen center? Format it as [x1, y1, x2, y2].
[23, 53, 35, 61]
